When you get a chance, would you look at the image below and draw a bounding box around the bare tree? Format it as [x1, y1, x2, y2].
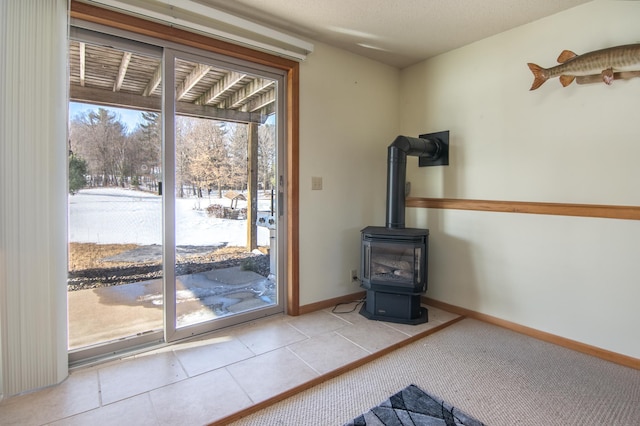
[175, 117, 193, 198]
[70, 108, 128, 187]
[227, 123, 248, 191]
[177, 117, 229, 199]
[258, 122, 276, 191]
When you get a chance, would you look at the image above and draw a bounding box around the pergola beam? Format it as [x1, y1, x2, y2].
[246, 90, 275, 113]
[113, 51, 132, 92]
[142, 65, 162, 97]
[79, 42, 86, 87]
[225, 79, 274, 109]
[70, 85, 267, 123]
[196, 71, 245, 105]
[176, 63, 211, 100]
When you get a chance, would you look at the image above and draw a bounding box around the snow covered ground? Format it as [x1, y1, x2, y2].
[68, 187, 271, 246]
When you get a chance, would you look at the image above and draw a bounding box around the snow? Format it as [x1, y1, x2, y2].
[69, 187, 271, 246]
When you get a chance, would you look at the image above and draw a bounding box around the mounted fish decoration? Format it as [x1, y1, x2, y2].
[527, 43, 640, 90]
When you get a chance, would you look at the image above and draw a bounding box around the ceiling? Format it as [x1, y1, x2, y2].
[198, 0, 592, 68]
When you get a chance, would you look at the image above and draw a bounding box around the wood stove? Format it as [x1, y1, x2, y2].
[359, 132, 448, 325]
[360, 226, 428, 324]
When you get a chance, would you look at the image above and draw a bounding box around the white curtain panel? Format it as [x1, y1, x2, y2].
[0, 0, 69, 397]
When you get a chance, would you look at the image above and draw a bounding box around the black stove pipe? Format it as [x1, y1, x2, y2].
[386, 135, 442, 229]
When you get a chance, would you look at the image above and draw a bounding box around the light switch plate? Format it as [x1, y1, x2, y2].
[311, 176, 323, 190]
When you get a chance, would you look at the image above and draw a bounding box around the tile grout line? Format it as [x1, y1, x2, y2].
[283, 320, 313, 339]
[333, 330, 374, 355]
[171, 347, 191, 378]
[224, 365, 260, 406]
[96, 369, 104, 407]
[285, 345, 323, 376]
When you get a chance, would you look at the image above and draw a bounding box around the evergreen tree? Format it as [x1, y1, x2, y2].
[130, 111, 162, 191]
[68, 152, 88, 195]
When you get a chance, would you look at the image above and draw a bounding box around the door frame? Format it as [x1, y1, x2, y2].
[70, 0, 300, 320]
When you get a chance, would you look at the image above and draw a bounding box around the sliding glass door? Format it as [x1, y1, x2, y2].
[163, 49, 284, 342]
[68, 25, 286, 364]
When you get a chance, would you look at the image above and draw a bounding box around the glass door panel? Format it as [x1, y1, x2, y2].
[67, 38, 164, 354]
[169, 53, 281, 335]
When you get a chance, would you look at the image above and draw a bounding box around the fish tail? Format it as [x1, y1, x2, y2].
[527, 63, 548, 90]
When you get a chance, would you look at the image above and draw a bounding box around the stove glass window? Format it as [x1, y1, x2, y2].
[364, 241, 421, 285]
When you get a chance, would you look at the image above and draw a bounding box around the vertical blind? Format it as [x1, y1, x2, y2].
[0, 0, 69, 397]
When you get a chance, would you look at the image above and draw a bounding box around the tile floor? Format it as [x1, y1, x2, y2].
[0, 304, 459, 426]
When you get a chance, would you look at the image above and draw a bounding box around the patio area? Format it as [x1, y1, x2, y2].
[68, 266, 276, 349]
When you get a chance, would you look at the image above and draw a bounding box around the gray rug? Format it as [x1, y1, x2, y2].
[345, 384, 486, 426]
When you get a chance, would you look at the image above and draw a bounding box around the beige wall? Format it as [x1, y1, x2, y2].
[298, 42, 400, 304]
[400, 0, 640, 358]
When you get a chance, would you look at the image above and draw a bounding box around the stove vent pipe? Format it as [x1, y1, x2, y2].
[386, 135, 445, 229]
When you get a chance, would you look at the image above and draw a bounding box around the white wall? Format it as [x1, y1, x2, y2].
[400, 0, 640, 358]
[298, 42, 400, 305]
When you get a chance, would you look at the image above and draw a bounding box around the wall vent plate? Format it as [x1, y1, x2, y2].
[418, 130, 449, 167]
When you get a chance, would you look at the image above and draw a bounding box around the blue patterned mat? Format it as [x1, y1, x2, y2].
[345, 384, 486, 426]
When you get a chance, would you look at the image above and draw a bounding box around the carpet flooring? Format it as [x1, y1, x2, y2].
[345, 384, 486, 426]
[228, 318, 640, 426]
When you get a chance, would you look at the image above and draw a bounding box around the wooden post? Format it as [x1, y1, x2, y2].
[247, 122, 259, 250]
